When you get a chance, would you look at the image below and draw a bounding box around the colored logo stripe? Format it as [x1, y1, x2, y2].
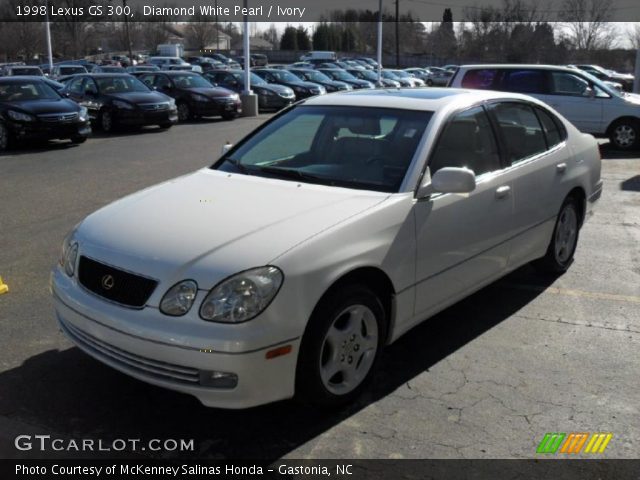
[537, 433, 566, 453]
[584, 433, 613, 454]
[560, 433, 589, 453]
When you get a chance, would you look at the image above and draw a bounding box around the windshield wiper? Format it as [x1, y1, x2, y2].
[253, 165, 325, 183]
[225, 158, 250, 174]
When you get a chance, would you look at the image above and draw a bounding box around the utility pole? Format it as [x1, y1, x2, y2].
[215, 0, 219, 52]
[377, 0, 383, 85]
[123, 0, 133, 61]
[45, 0, 53, 72]
[395, 0, 400, 67]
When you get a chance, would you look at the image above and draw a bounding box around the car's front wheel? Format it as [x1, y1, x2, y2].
[70, 135, 87, 144]
[0, 122, 9, 152]
[609, 119, 639, 150]
[100, 110, 114, 133]
[296, 284, 385, 408]
[534, 196, 581, 274]
[177, 102, 191, 122]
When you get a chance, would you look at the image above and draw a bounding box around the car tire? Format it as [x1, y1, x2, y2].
[533, 196, 581, 274]
[296, 284, 386, 409]
[70, 135, 87, 144]
[100, 110, 114, 133]
[427, 79, 434, 86]
[177, 102, 191, 122]
[0, 122, 9, 152]
[158, 122, 173, 129]
[609, 119, 639, 150]
[222, 112, 236, 121]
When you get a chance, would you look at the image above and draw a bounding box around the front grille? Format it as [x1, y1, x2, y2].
[38, 112, 79, 122]
[78, 256, 157, 308]
[139, 103, 170, 111]
[60, 318, 200, 385]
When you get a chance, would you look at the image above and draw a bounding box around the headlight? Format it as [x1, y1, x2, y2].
[7, 110, 35, 122]
[63, 243, 78, 277]
[200, 266, 283, 323]
[229, 93, 239, 101]
[78, 106, 88, 121]
[160, 280, 198, 316]
[112, 100, 133, 110]
[191, 93, 210, 102]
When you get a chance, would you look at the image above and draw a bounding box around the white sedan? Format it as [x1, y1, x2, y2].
[52, 89, 602, 409]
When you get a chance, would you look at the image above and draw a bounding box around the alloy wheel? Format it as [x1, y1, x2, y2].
[554, 204, 578, 264]
[101, 111, 113, 132]
[319, 304, 379, 395]
[177, 103, 190, 122]
[613, 124, 636, 148]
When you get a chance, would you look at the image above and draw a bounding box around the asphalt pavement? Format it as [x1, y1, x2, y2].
[0, 118, 638, 460]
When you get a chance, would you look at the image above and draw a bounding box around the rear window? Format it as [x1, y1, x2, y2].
[535, 107, 566, 148]
[461, 69, 499, 89]
[489, 102, 547, 164]
[502, 70, 547, 94]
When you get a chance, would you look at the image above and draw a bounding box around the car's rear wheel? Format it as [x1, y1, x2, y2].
[296, 284, 385, 408]
[534, 196, 580, 274]
[0, 123, 9, 151]
[100, 110, 114, 133]
[177, 102, 191, 122]
[609, 119, 639, 150]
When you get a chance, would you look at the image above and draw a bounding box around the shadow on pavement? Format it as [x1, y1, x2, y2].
[0, 266, 555, 461]
[599, 142, 639, 160]
[620, 175, 640, 192]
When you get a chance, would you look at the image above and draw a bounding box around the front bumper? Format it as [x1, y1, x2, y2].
[257, 94, 295, 110]
[51, 268, 299, 409]
[113, 108, 178, 126]
[191, 99, 240, 117]
[7, 119, 91, 140]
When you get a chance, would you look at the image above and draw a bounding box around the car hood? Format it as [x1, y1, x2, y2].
[76, 169, 388, 287]
[3, 98, 79, 115]
[187, 87, 236, 98]
[105, 91, 170, 104]
[255, 83, 293, 95]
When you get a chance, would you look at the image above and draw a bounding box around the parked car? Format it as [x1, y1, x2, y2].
[42, 78, 66, 93]
[318, 69, 374, 89]
[380, 70, 412, 88]
[204, 53, 241, 69]
[92, 66, 127, 74]
[138, 71, 240, 121]
[300, 51, 337, 62]
[287, 68, 352, 92]
[186, 57, 226, 72]
[389, 70, 425, 87]
[575, 65, 634, 92]
[126, 65, 160, 75]
[404, 68, 431, 82]
[204, 70, 295, 111]
[250, 54, 268, 67]
[2, 65, 44, 76]
[449, 64, 640, 150]
[62, 73, 178, 132]
[424, 67, 453, 86]
[0, 76, 91, 151]
[253, 68, 326, 100]
[346, 68, 400, 88]
[147, 57, 201, 73]
[51, 64, 88, 80]
[52, 88, 602, 408]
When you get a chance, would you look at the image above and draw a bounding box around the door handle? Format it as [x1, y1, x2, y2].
[495, 185, 511, 199]
[556, 163, 567, 173]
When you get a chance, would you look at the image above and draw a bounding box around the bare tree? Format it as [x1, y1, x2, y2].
[185, 13, 218, 50]
[559, 0, 616, 50]
[628, 23, 640, 49]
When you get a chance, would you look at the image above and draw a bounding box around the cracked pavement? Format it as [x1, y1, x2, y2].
[0, 120, 638, 460]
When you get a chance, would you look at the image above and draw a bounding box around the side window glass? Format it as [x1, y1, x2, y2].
[461, 69, 498, 89]
[550, 72, 590, 96]
[155, 75, 171, 89]
[535, 107, 566, 148]
[85, 79, 98, 95]
[69, 77, 84, 94]
[429, 107, 500, 177]
[503, 70, 547, 94]
[140, 75, 154, 87]
[490, 102, 547, 164]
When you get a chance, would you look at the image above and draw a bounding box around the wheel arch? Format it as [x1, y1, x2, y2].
[566, 186, 586, 227]
[605, 115, 640, 136]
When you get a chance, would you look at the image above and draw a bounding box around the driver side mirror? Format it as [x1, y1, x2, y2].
[221, 142, 233, 155]
[416, 167, 476, 199]
[583, 86, 595, 98]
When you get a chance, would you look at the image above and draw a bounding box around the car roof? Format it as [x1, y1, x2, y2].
[303, 88, 541, 111]
[0, 76, 47, 83]
[457, 64, 578, 72]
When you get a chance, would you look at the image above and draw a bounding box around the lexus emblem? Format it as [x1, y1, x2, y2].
[101, 275, 115, 290]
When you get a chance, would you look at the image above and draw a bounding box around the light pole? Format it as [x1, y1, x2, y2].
[215, 0, 219, 52]
[45, 0, 53, 72]
[377, 0, 383, 86]
[240, 0, 258, 116]
[123, 0, 133, 62]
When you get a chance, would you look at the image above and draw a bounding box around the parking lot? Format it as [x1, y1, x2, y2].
[0, 117, 639, 460]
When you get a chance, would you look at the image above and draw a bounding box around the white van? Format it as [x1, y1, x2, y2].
[300, 51, 336, 62]
[147, 57, 202, 74]
[449, 64, 640, 150]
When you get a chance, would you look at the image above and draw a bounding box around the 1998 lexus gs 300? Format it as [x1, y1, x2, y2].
[52, 89, 602, 408]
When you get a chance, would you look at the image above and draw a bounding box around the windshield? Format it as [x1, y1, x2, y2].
[356, 70, 377, 80]
[96, 76, 150, 93]
[60, 66, 86, 74]
[392, 71, 410, 78]
[172, 74, 212, 88]
[325, 70, 356, 81]
[0, 80, 60, 101]
[382, 71, 399, 80]
[214, 105, 433, 193]
[270, 70, 300, 83]
[11, 67, 42, 75]
[577, 70, 621, 97]
[231, 72, 267, 85]
[299, 70, 331, 82]
[100, 67, 125, 72]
